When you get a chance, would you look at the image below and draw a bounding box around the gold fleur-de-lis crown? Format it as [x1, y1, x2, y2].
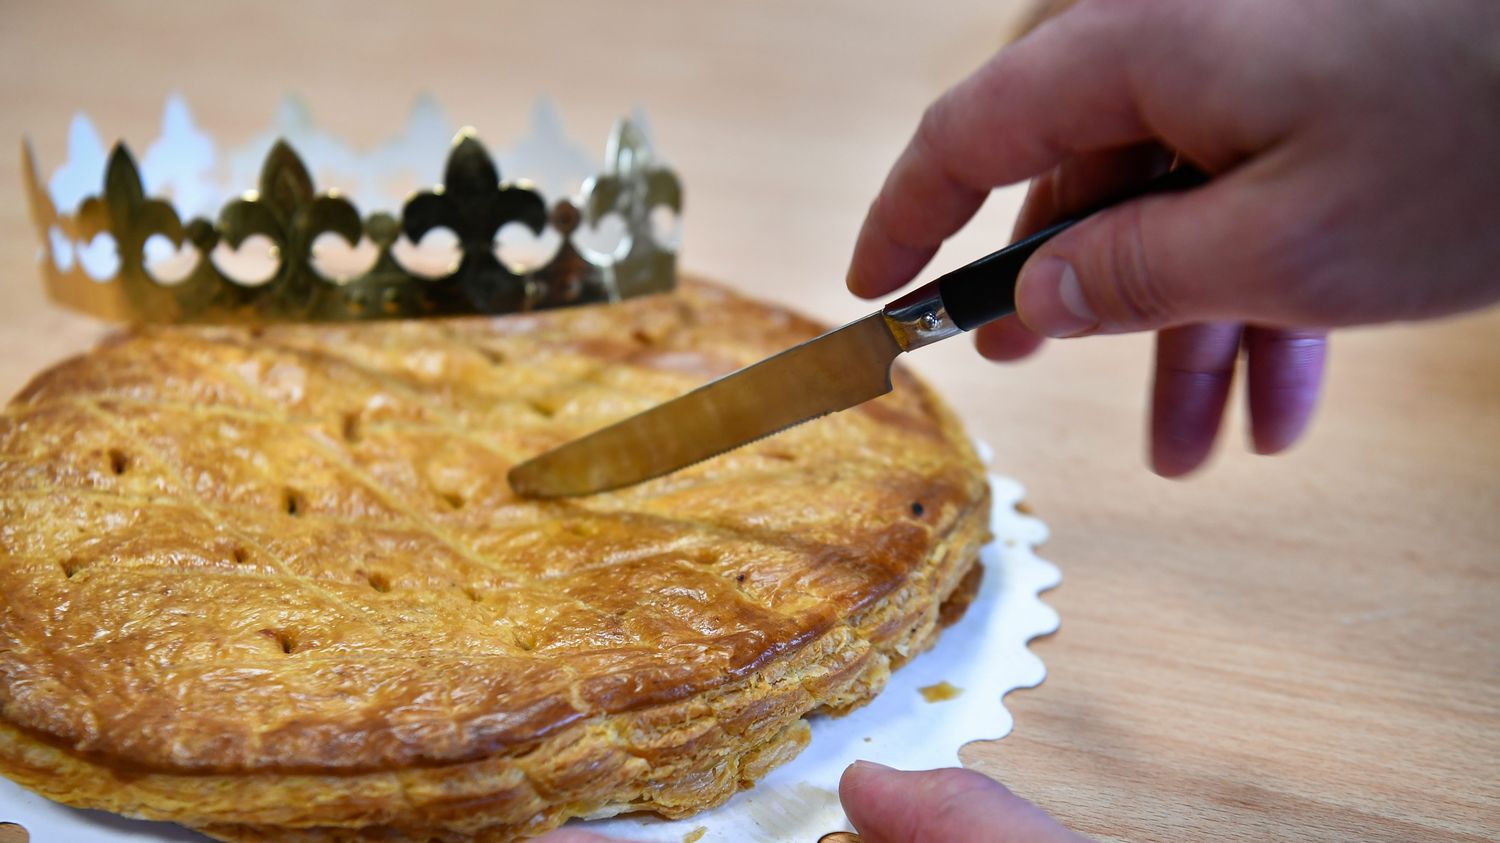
[21, 119, 681, 324]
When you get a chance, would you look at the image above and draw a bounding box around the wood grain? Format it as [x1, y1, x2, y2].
[0, 3, 1495, 841]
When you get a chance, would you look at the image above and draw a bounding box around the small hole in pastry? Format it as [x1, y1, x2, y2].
[264, 629, 298, 654]
[60, 557, 83, 579]
[367, 572, 391, 593]
[231, 546, 250, 565]
[341, 412, 361, 443]
[107, 448, 128, 475]
[513, 631, 536, 651]
[478, 346, 506, 365]
[283, 488, 304, 516]
[735, 573, 746, 583]
[440, 491, 465, 510]
[910, 501, 925, 517]
[527, 399, 556, 418]
[630, 328, 655, 347]
[763, 450, 796, 462]
[461, 586, 482, 602]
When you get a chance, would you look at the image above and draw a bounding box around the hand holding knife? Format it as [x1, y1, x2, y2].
[509, 165, 1208, 498]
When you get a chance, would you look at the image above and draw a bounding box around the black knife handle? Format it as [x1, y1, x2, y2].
[881, 165, 1208, 347]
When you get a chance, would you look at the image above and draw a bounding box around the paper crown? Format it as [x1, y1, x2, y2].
[21, 97, 682, 324]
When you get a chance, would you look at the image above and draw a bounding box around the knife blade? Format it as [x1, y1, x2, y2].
[508, 165, 1207, 498]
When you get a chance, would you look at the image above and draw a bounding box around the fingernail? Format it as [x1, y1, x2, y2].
[1019, 259, 1097, 338]
[850, 760, 895, 773]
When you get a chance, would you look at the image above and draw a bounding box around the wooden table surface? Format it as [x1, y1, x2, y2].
[2, 3, 1496, 841]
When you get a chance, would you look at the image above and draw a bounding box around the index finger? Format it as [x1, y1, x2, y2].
[846, 4, 1159, 299]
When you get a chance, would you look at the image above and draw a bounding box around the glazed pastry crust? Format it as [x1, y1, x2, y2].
[0, 277, 990, 840]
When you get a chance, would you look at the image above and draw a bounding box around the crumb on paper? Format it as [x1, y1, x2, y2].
[1015, 500, 1035, 515]
[683, 826, 707, 843]
[918, 681, 963, 703]
[863, 736, 871, 742]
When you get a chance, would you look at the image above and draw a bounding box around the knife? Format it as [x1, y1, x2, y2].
[508, 165, 1208, 498]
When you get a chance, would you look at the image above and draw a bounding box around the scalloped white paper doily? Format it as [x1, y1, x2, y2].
[0, 473, 1059, 842]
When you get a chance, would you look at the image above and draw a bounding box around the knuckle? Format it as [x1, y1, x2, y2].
[914, 99, 952, 163]
[914, 101, 970, 193]
[915, 86, 997, 196]
[1242, 196, 1352, 323]
[906, 769, 1002, 843]
[868, 185, 930, 253]
[1091, 201, 1178, 327]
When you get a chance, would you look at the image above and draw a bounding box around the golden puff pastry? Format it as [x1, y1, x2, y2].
[0, 277, 990, 841]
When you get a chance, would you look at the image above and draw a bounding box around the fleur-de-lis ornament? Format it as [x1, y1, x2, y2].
[218, 141, 364, 321]
[582, 119, 682, 299]
[403, 131, 548, 315]
[72, 145, 190, 320]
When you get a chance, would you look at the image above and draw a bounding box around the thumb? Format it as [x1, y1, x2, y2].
[839, 762, 1091, 843]
[1014, 176, 1271, 337]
